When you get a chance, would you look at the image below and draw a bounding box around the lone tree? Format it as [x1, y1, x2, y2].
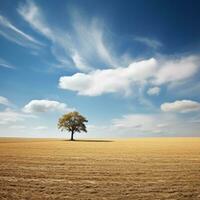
[58, 111, 88, 141]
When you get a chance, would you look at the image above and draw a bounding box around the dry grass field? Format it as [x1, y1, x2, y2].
[0, 137, 200, 200]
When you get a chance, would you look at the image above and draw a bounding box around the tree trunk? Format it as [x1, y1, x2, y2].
[70, 131, 74, 141]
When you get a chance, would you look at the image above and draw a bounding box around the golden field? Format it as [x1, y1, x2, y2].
[0, 138, 200, 200]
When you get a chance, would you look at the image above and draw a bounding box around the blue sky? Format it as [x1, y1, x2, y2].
[0, 0, 200, 138]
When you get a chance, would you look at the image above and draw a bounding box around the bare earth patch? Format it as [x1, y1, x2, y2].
[0, 138, 200, 199]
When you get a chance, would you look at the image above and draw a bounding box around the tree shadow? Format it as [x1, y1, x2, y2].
[63, 139, 114, 142]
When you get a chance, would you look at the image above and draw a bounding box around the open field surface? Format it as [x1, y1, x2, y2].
[0, 137, 200, 200]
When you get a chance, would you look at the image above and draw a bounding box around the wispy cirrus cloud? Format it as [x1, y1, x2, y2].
[17, 0, 120, 71]
[70, 13, 116, 68]
[134, 36, 162, 49]
[18, 0, 90, 71]
[0, 58, 15, 69]
[0, 15, 43, 49]
[18, 1, 53, 39]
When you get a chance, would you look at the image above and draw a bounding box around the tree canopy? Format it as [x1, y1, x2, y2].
[58, 111, 88, 141]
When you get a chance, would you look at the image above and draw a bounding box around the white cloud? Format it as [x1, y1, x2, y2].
[59, 55, 200, 96]
[71, 51, 91, 72]
[110, 112, 200, 136]
[161, 100, 200, 113]
[59, 58, 157, 96]
[0, 58, 15, 69]
[18, 1, 53, 39]
[88, 19, 115, 66]
[0, 108, 35, 125]
[17, 1, 118, 71]
[19, 1, 200, 81]
[153, 55, 199, 84]
[18, 0, 90, 71]
[134, 36, 162, 49]
[0, 96, 11, 106]
[147, 87, 160, 96]
[23, 99, 74, 113]
[0, 15, 43, 48]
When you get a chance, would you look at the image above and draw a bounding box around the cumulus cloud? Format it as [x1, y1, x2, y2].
[153, 55, 199, 84]
[147, 87, 160, 96]
[0, 15, 43, 49]
[161, 100, 200, 113]
[0, 96, 11, 106]
[23, 100, 74, 113]
[59, 55, 200, 96]
[59, 58, 157, 96]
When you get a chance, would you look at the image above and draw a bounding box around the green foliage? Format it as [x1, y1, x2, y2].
[58, 112, 88, 136]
